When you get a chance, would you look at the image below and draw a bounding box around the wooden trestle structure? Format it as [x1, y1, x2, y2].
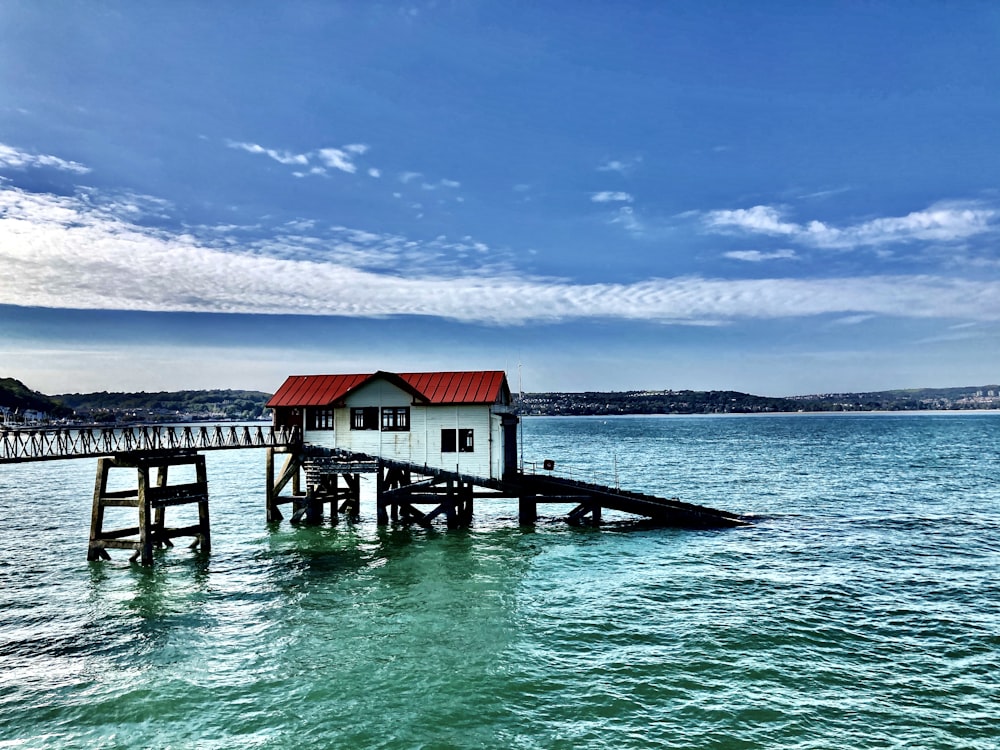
[88, 451, 210, 565]
[3, 424, 745, 567]
[264, 445, 746, 533]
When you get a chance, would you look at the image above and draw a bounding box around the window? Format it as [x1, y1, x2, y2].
[351, 407, 379, 430]
[381, 407, 410, 431]
[441, 428, 474, 453]
[308, 408, 335, 430]
[441, 428, 456, 452]
[459, 428, 474, 452]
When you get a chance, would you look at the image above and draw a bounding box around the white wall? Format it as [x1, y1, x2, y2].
[302, 379, 506, 479]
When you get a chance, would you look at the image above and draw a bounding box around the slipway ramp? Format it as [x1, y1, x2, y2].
[514, 471, 748, 528]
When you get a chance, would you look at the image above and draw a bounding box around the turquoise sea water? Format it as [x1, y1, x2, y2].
[1, 413, 998, 749]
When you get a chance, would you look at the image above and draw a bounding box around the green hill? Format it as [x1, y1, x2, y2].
[0, 377, 73, 419]
[54, 389, 273, 421]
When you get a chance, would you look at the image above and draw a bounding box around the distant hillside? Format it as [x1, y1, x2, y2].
[519, 390, 802, 416]
[0, 377, 73, 419]
[54, 389, 273, 422]
[5, 375, 999, 425]
[519, 385, 1000, 416]
[790, 385, 1000, 411]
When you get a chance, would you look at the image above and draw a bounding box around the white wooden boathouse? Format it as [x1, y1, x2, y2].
[266, 370, 519, 480]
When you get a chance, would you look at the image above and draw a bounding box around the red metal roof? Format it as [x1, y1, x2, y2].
[398, 371, 508, 404]
[266, 370, 509, 408]
[266, 373, 369, 408]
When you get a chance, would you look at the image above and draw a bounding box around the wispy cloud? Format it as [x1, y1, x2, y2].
[830, 314, 875, 326]
[724, 249, 798, 262]
[226, 139, 372, 176]
[705, 201, 999, 249]
[0, 143, 91, 174]
[226, 140, 309, 166]
[421, 178, 462, 191]
[591, 191, 633, 203]
[610, 206, 644, 237]
[316, 147, 359, 173]
[597, 156, 642, 175]
[4, 184, 1000, 326]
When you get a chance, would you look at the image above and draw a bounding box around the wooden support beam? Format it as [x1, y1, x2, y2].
[518, 495, 538, 526]
[153, 464, 169, 548]
[137, 465, 153, 565]
[87, 453, 210, 565]
[195, 453, 211, 553]
[568, 500, 602, 527]
[265, 448, 282, 522]
[88, 458, 111, 561]
[376, 461, 389, 525]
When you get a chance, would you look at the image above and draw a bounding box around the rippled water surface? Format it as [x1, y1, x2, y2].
[2, 414, 998, 748]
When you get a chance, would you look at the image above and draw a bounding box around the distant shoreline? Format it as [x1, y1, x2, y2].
[521, 408, 1000, 418]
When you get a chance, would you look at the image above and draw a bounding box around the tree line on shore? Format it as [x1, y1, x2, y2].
[518, 386, 1000, 415]
[2, 377, 998, 425]
[0, 378, 270, 423]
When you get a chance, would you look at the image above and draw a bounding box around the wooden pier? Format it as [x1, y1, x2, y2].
[265, 445, 745, 532]
[1, 423, 745, 567]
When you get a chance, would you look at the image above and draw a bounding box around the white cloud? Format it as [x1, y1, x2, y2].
[421, 178, 462, 191]
[592, 191, 633, 203]
[724, 249, 798, 262]
[226, 139, 370, 176]
[830, 314, 875, 326]
[597, 157, 642, 174]
[399, 171, 422, 183]
[226, 140, 309, 166]
[368, 168, 382, 178]
[293, 166, 328, 178]
[0, 142, 90, 174]
[316, 148, 357, 174]
[705, 201, 999, 249]
[707, 205, 798, 235]
[610, 206, 644, 237]
[4, 184, 1000, 326]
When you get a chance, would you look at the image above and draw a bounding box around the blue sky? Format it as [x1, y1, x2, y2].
[2, 2, 1000, 396]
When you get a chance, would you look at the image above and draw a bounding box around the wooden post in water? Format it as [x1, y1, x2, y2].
[518, 495, 538, 526]
[87, 458, 113, 561]
[265, 448, 306, 523]
[265, 448, 280, 522]
[340, 473, 361, 520]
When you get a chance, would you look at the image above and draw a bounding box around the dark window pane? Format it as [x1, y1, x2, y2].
[441, 429, 457, 452]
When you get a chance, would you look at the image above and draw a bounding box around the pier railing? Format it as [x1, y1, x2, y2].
[521, 459, 621, 490]
[0, 424, 301, 464]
